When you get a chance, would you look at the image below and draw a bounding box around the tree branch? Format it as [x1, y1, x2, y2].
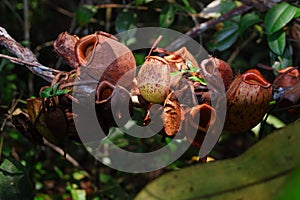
[1, 4, 252, 82]
[166, 4, 252, 51]
[0, 26, 61, 82]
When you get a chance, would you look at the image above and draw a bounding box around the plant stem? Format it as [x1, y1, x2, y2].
[166, 4, 252, 51]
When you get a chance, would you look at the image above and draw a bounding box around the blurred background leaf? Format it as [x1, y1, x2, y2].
[0, 157, 34, 200]
[159, 4, 175, 28]
[239, 13, 261, 36]
[76, 5, 97, 27]
[115, 10, 137, 32]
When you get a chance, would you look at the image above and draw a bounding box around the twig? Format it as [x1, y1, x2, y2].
[23, 0, 30, 45]
[0, 96, 23, 160]
[0, 26, 62, 82]
[95, 3, 160, 11]
[0, 97, 22, 132]
[257, 63, 273, 71]
[34, 40, 55, 53]
[166, 4, 252, 51]
[23, 0, 34, 96]
[0, 53, 61, 74]
[147, 35, 163, 57]
[3, 0, 23, 25]
[43, 139, 90, 177]
[227, 31, 257, 64]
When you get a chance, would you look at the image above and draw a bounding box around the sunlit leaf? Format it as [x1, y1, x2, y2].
[265, 2, 297, 34]
[70, 189, 86, 200]
[198, 0, 221, 19]
[135, 120, 300, 200]
[266, 115, 286, 129]
[254, 24, 264, 38]
[73, 170, 89, 180]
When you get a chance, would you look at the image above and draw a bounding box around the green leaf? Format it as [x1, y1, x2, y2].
[274, 164, 300, 200]
[210, 24, 239, 51]
[51, 83, 59, 94]
[266, 114, 285, 129]
[220, 0, 236, 14]
[55, 89, 71, 96]
[100, 173, 113, 183]
[295, 7, 300, 18]
[188, 76, 207, 85]
[277, 47, 293, 69]
[198, 0, 221, 19]
[170, 71, 182, 76]
[271, 61, 281, 75]
[39, 83, 70, 98]
[159, 4, 175, 28]
[0, 158, 34, 200]
[115, 10, 137, 33]
[239, 13, 261, 36]
[73, 170, 89, 181]
[34, 193, 52, 200]
[135, 0, 144, 5]
[135, 120, 300, 200]
[265, 2, 297, 34]
[134, 53, 146, 66]
[181, 0, 197, 14]
[70, 189, 86, 200]
[6, 74, 17, 81]
[39, 87, 53, 98]
[76, 5, 97, 26]
[267, 30, 286, 55]
[254, 24, 264, 38]
[186, 61, 199, 72]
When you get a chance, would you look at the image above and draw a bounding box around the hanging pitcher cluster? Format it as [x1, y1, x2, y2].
[11, 30, 300, 151]
[12, 31, 136, 149]
[136, 47, 222, 148]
